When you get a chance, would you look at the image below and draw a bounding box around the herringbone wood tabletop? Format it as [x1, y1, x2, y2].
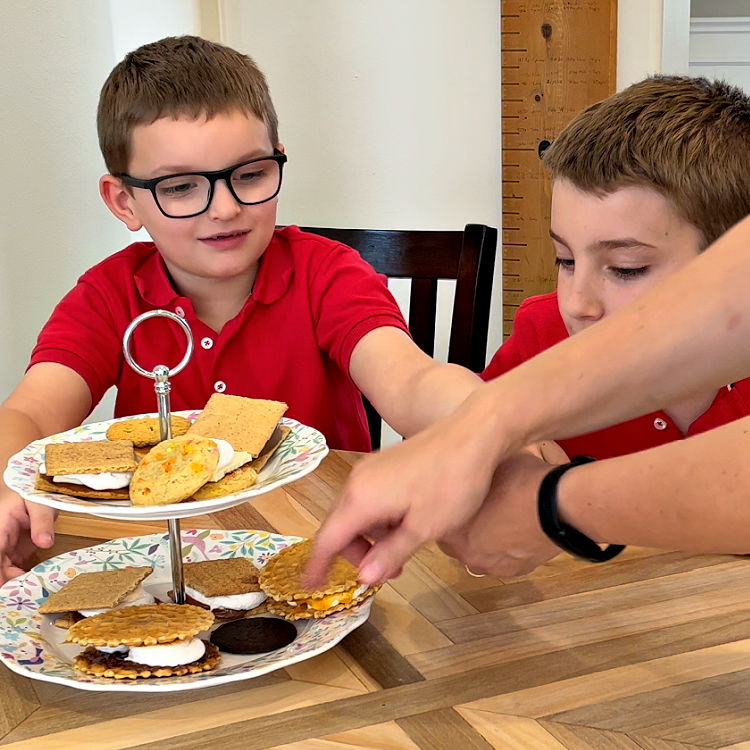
[3, 450, 750, 749]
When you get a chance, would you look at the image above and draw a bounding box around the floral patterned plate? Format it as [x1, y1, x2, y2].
[3, 411, 328, 521]
[0, 530, 372, 692]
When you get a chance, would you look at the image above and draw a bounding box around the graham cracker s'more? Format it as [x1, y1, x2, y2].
[35, 440, 137, 501]
[39, 566, 155, 629]
[178, 557, 267, 618]
[68, 603, 220, 679]
[187, 394, 288, 457]
[259, 539, 378, 620]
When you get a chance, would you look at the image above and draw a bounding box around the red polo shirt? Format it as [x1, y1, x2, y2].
[29, 226, 409, 452]
[482, 292, 750, 460]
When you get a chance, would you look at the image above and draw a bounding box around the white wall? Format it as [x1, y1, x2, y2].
[219, 0, 503, 368]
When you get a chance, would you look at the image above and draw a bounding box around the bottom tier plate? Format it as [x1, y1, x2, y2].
[0, 530, 372, 692]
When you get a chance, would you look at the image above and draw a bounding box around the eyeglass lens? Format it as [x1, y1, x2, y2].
[154, 158, 282, 217]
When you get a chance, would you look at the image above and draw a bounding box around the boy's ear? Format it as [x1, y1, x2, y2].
[276, 143, 285, 154]
[99, 175, 143, 232]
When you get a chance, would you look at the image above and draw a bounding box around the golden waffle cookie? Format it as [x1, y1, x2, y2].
[190, 464, 258, 500]
[259, 539, 359, 601]
[105, 415, 192, 447]
[39, 566, 152, 614]
[73, 640, 220, 679]
[187, 394, 287, 456]
[35, 472, 130, 501]
[129, 436, 220, 506]
[45, 440, 136, 476]
[184, 557, 261, 597]
[66, 603, 214, 647]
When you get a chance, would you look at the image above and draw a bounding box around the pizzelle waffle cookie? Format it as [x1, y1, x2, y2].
[187, 394, 288, 456]
[129, 436, 220, 506]
[39, 566, 153, 615]
[69, 603, 219, 679]
[106, 415, 191, 447]
[259, 539, 377, 620]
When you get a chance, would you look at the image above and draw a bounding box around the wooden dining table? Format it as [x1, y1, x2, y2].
[3, 449, 750, 749]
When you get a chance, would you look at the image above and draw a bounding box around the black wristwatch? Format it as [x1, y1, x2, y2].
[537, 455, 625, 562]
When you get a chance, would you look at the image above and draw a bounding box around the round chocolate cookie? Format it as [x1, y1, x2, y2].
[210, 617, 297, 654]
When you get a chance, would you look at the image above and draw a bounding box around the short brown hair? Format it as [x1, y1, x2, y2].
[97, 36, 279, 176]
[543, 75, 750, 248]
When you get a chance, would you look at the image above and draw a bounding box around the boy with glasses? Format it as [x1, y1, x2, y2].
[0, 36, 481, 582]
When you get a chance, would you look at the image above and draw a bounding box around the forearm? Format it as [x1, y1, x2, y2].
[472, 214, 750, 461]
[383, 361, 482, 438]
[558, 415, 750, 553]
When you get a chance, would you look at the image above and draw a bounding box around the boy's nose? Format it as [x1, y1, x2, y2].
[207, 179, 242, 220]
[563, 277, 605, 325]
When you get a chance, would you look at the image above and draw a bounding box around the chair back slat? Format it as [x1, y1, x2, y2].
[408, 278, 438, 358]
[299, 224, 497, 449]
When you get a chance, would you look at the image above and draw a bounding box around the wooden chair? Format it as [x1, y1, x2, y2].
[300, 224, 498, 449]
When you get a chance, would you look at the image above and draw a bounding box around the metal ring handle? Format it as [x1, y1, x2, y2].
[122, 309, 194, 379]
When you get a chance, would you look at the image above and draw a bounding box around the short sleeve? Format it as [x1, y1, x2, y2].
[307, 242, 410, 374]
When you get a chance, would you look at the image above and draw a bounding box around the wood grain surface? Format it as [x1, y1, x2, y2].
[4, 450, 750, 749]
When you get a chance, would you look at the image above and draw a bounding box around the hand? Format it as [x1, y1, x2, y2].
[438, 451, 561, 577]
[305, 409, 501, 587]
[0, 491, 56, 584]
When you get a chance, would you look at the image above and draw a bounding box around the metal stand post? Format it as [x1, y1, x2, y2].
[122, 311, 194, 605]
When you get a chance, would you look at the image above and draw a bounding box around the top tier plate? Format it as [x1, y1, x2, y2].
[3, 411, 328, 521]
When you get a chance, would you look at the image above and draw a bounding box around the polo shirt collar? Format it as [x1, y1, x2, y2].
[245, 230, 294, 305]
[134, 244, 182, 308]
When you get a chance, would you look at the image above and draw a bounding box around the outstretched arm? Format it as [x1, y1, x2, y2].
[307, 213, 750, 585]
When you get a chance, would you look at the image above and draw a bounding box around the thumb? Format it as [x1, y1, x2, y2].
[357, 524, 424, 584]
[26, 503, 55, 548]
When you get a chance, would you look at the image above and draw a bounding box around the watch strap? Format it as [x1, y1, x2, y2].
[538, 455, 625, 562]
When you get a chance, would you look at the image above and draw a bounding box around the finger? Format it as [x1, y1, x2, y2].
[26, 503, 55, 548]
[358, 524, 425, 584]
[0, 560, 25, 585]
[338, 536, 372, 567]
[304, 506, 373, 587]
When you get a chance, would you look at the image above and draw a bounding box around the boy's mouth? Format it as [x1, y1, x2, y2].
[199, 229, 250, 250]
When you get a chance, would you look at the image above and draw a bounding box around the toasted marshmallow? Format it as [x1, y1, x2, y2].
[120, 638, 206, 667]
[185, 585, 266, 611]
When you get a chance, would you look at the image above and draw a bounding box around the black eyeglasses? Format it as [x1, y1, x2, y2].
[121, 149, 287, 218]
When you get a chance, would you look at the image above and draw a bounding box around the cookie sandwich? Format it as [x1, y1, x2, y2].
[178, 557, 268, 619]
[68, 603, 220, 679]
[35, 440, 136, 500]
[39, 566, 155, 628]
[259, 539, 377, 620]
[187, 394, 289, 498]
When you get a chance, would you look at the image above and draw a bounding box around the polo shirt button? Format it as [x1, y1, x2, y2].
[175, 306, 185, 317]
[653, 417, 668, 430]
[201, 337, 214, 350]
[214, 380, 226, 393]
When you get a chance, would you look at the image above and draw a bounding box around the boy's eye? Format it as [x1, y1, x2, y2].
[233, 166, 264, 183]
[611, 266, 649, 280]
[554, 257, 574, 271]
[157, 178, 201, 198]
